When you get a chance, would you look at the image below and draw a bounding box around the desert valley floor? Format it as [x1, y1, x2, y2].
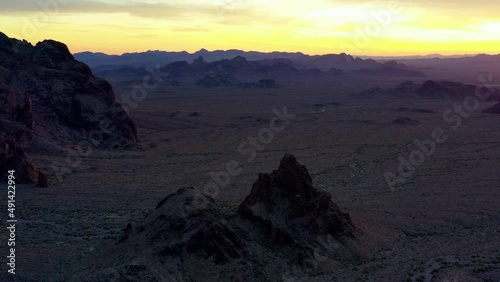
[7, 77, 500, 281]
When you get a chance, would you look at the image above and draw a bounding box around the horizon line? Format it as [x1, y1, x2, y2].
[74, 48, 500, 59]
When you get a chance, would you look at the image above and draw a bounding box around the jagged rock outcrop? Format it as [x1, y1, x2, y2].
[192, 56, 206, 67]
[0, 32, 138, 183]
[239, 154, 355, 243]
[0, 31, 137, 148]
[72, 155, 357, 281]
[117, 155, 356, 267]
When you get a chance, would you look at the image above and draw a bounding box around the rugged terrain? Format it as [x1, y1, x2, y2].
[0, 33, 498, 282]
[70, 155, 361, 281]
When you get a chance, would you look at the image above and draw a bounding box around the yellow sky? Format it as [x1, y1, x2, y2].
[0, 0, 499, 56]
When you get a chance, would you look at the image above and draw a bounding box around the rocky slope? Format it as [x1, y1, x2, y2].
[0, 32, 137, 184]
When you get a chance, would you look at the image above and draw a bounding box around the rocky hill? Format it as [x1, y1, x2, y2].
[70, 155, 358, 282]
[0, 32, 137, 184]
[238, 154, 355, 242]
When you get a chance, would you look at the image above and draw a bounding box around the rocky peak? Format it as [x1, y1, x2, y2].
[0, 32, 12, 48]
[274, 154, 314, 201]
[231, 55, 247, 63]
[239, 154, 355, 239]
[33, 40, 74, 63]
[193, 56, 206, 65]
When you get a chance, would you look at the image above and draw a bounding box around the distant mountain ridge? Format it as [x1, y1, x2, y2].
[391, 54, 500, 80]
[93, 54, 424, 89]
[353, 80, 500, 100]
[359, 53, 497, 60]
[75, 49, 418, 72]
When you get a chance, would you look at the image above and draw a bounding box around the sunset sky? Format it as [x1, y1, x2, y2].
[1, 0, 499, 56]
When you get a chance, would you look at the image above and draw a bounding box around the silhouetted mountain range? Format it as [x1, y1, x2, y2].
[75, 49, 420, 72]
[90, 54, 424, 88]
[394, 54, 500, 80]
[396, 53, 500, 66]
[359, 54, 494, 60]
